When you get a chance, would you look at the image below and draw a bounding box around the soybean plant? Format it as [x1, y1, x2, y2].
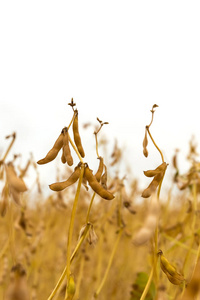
[37, 99, 115, 300]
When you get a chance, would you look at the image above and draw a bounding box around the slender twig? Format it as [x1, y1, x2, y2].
[85, 192, 96, 224]
[146, 127, 164, 163]
[140, 266, 155, 300]
[66, 165, 85, 281]
[94, 228, 123, 298]
[47, 222, 91, 300]
[68, 134, 84, 163]
[1, 132, 16, 163]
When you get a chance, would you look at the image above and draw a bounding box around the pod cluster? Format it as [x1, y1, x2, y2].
[49, 161, 114, 201]
[141, 162, 168, 198]
[37, 110, 85, 166]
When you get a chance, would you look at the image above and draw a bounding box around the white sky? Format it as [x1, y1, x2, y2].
[1, 1, 200, 194]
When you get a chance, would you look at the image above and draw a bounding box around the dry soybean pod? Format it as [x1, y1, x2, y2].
[94, 156, 104, 182]
[100, 164, 107, 189]
[72, 110, 85, 158]
[5, 164, 27, 193]
[141, 173, 162, 198]
[61, 127, 73, 166]
[84, 164, 114, 200]
[143, 128, 148, 157]
[144, 162, 167, 177]
[37, 130, 64, 164]
[49, 164, 81, 191]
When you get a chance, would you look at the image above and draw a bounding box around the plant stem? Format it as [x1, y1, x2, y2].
[68, 134, 84, 163]
[47, 222, 90, 300]
[8, 202, 16, 264]
[0, 238, 9, 260]
[140, 266, 155, 300]
[94, 228, 123, 298]
[146, 127, 164, 163]
[66, 165, 84, 281]
[74, 254, 85, 300]
[183, 182, 197, 273]
[1, 132, 16, 163]
[140, 182, 164, 299]
[85, 192, 96, 223]
[67, 111, 76, 130]
[189, 239, 200, 283]
[162, 233, 197, 255]
[95, 133, 100, 158]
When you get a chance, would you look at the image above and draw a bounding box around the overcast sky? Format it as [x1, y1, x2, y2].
[1, 1, 200, 194]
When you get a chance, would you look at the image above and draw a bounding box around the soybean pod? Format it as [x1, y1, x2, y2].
[100, 164, 107, 189]
[72, 110, 85, 158]
[61, 127, 73, 166]
[5, 163, 27, 193]
[94, 156, 104, 182]
[143, 128, 148, 157]
[141, 173, 162, 198]
[84, 164, 114, 200]
[143, 162, 167, 177]
[37, 130, 64, 164]
[49, 164, 81, 191]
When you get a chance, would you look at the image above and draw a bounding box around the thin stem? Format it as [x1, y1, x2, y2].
[66, 166, 84, 281]
[140, 266, 155, 300]
[157, 176, 164, 200]
[1, 132, 16, 163]
[140, 184, 165, 298]
[95, 133, 100, 158]
[189, 239, 200, 283]
[162, 233, 197, 255]
[147, 110, 155, 128]
[94, 229, 123, 298]
[94, 119, 107, 158]
[0, 238, 9, 260]
[140, 105, 166, 299]
[74, 254, 85, 300]
[68, 134, 84, 163]
[191, 182, 197, 231]
[146, 127, 164, 163]
[8, 202, 16, 264]
[85, 192, 96, 224]
[117, 191, 123, 227]
[153, 224, 159, 285]
[67, 111, 76, 130]
[47, 222, 90, 300]
[19, 159, 31, 178]
[183, 182, 198, 274]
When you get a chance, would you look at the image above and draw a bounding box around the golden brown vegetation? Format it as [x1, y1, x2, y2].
[1, 101, 200, 299]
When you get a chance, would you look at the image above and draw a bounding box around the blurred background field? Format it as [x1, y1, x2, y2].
[1, 125, 200, 299]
